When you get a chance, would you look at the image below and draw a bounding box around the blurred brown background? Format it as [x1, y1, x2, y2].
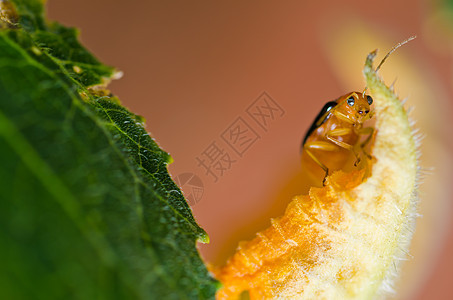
[47, 1, 453, 299]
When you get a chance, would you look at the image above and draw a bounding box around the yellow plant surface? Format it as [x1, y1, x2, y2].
[215, 51, 419, 299]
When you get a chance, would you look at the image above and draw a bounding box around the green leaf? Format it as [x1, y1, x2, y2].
[0, 1, 218, 299]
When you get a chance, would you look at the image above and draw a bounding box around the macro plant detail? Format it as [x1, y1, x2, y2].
[215, 48, 420, 299]
[0, 1, 217, 299]
[0, 0, 421, 299]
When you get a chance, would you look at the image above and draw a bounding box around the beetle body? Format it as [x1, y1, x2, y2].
[301, 91, 374, 185]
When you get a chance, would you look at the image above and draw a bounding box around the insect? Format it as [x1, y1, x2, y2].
[301, 36, 416, 185]
[216, 40, 419, 300]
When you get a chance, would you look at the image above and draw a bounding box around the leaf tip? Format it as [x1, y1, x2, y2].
[198, 231, 210, 244]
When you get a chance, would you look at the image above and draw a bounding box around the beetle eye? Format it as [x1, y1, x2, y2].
[347, 96, 355, 106]
[367, 95, 373, 105]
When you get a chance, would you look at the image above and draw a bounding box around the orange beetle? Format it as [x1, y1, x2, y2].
[301, 36, 416, 185]
[301, 91, 374, 185]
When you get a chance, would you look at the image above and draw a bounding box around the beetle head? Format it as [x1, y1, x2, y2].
[338, 92, 373, 124]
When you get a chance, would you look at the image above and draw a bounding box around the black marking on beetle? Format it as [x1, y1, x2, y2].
[302, 100, 338, 146]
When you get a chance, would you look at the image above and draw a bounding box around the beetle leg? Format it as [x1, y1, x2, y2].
[325, 128, 362, 166]
[304, 141, 339, 185]
[325, 128, 354, 149]
[332, 110, 356, 124]
[358, 127, 375, 159]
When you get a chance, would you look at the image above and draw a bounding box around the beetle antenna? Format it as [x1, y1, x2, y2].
[363, 36, 416, 96]
[362, 88, 367, 97]
[375, 36, 416, 73]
